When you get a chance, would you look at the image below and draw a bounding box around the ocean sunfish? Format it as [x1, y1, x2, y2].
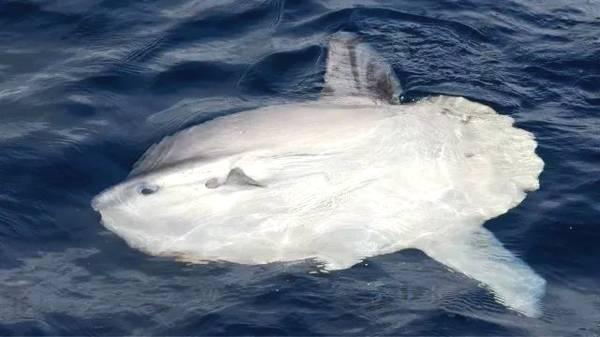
[92, 33, 545, 317]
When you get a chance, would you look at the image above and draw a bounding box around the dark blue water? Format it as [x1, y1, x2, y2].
[1, 0, 599, 335]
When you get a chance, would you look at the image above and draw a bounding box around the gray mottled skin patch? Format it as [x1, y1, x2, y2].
[367, 63, 397, 104]
[347, 40, 361, 91]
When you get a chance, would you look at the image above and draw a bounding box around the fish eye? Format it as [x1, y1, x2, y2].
[137, 184, 159, 195]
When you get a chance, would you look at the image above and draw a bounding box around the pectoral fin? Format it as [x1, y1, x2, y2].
[417, 227, 546, 317]
[225, 167, 264, 187]
[205, 167, 264, 189]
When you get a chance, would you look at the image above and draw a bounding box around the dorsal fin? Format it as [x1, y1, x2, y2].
[322, 32, 401, 104]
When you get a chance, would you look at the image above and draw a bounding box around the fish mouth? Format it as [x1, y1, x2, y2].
[91, 189, 122, 211]
[90, 192, 107, 211]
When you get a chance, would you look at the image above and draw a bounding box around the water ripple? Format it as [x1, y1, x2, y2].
[0, 0, 599, 335]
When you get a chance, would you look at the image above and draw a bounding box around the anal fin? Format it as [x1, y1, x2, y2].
[417, 227, 546, 317]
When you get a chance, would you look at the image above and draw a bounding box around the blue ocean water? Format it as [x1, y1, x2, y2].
[1, 0, 599, 335]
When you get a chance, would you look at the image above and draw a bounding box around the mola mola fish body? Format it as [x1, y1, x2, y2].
[92, 33, 545, 317]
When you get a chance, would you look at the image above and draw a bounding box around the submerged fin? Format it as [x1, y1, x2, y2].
[417, 227, 546, 317]
[322, 32, 401, 103]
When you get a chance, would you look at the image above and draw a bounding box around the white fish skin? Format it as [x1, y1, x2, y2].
[92, 33, 545, 317]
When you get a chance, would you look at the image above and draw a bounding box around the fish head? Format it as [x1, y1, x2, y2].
[90, 149, 336, 256]
[90, 157, 249, 246]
